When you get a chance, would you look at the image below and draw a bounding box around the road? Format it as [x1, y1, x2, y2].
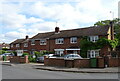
[2, 65, 118, 79]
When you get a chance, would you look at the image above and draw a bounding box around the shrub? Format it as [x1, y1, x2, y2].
[22, 53, 29, 57]
[28, 55, 36, 62]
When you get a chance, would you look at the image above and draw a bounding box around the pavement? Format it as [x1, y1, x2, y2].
[1, 61, 120, 73]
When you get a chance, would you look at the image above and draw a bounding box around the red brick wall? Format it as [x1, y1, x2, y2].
[44, 57, 90, 68]
[74, 59, 90, 68]
[44, 57, 119, 68]
[10, 56, 29, 63]
[49, 38, 81, 54]
[0, 56, 13, 61]
[44, 57, 65, 67]
[108, 58, 120, 67]
[97, 57, 105, 68]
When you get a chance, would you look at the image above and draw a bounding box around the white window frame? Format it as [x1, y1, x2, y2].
[40, 39, 46, 45]
[55, 38, 64, 44]
[31, 40, 35, 45]
[87, 50, 99, 58]
[16, 44, 20, 47]
[11, 44, 13, 47]
[24, 43, 28, 47]
[70, 37, 77, 43]
[54, 49, 64, 56]
[89, 36, 99, 42]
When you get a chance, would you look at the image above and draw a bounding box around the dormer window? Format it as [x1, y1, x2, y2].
[56, 38, 64, 44]
[31, 40, 35, 45]
[16, 44, 20, 47]
[24, 43, 28, 47]
[70, 37, 77, 43]
[89, 36, 99, 42]
[40, 39, 46, 45]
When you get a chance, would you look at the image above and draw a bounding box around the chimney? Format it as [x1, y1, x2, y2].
[110, 21, 114, 40]
[55, 27, 60, 33]
[25, 35, 29, 39]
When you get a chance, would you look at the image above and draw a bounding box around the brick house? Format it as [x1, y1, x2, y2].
[0, 43, 10, 49]
[10, 23, 114, 58]
[10, 35, 30, 53]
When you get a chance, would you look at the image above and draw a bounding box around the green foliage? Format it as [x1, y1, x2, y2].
[34, 51, 44, 58]
[28, 55, 36, 62]
[22, 53, 29, 57]
[80, 37, 119, 58]
[0, 50, 11, 54]
[94, 18, 120, 46]
[108, 38, 119, 49]
[13, 51, 17, 56]
[2, 48, 9, 51]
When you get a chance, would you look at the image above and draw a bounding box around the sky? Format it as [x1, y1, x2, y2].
[0, 0, 119, 43]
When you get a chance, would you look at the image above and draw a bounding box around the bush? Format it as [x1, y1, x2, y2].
[22, 53, 29, 57]
[13, 51, 17, 56]
[28, 55, 36, 62]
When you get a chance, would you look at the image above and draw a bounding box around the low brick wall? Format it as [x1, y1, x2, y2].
[44, 57, 119, 68]
[97, 58, 105, 68]
[44, 57, 90, 68]
[0, 56, 13, 61]
[74, 59, 90, 68]
[108, 58, 120, 67]
[10, 56, 29, 63]
[44, 57, 65, 67]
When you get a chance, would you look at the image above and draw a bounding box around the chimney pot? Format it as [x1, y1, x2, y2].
[26, 35, 29, 39]
[55, 27, 60, 33]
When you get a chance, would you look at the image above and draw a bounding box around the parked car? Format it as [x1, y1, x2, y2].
[36, 54, 55, 62]
[36, 56, 44, 63]
[64, 54, 82, 60]
[0, 53, 14, 56]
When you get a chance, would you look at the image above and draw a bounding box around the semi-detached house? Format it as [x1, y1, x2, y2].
[10, 23, 114, 58]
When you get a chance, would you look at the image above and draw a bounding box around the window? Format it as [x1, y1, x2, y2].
[16, 44, 20, 47]
[89, 36, 99, 42]
[55, 51, 64, 56]
[56, 38, 64, 44]
[11, 44, 13, 47]
[40, 40, 46, 45]
[24, 43, 28, 47]
[31, 40, 35, 45]
[87, 50, 99, 58]
[70, 37, 77, 43]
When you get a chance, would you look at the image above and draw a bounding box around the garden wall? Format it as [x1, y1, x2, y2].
[44, 57, 119, 68]
[10, 56, 29, 63]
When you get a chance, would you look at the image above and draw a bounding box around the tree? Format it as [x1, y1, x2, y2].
[94, 18, 120, 46]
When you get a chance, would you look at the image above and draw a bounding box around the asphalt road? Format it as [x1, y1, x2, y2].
[2, 65, 118, 79]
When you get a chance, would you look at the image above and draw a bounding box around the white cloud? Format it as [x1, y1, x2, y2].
[0, 0, 119, 43]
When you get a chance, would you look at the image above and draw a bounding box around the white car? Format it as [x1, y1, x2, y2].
[64, 54, 82, 60]
[44, 54, 54, 57]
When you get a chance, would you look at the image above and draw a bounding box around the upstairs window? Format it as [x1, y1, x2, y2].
[40, 39, 46, 45]
[56, 38, 64, 44]
[31, 40, 35, 45]
[70, 37, 77, 43]
[11, 44, 13, 48]
[89, 36, 99, 42]
[16, 44, 20, 47]
[24, 43, 28, 47]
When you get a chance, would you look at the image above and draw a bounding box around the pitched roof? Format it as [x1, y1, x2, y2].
[31, 32, 55, 39]
[49, 25, 110, 39]
[10, 39, 25, 44]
